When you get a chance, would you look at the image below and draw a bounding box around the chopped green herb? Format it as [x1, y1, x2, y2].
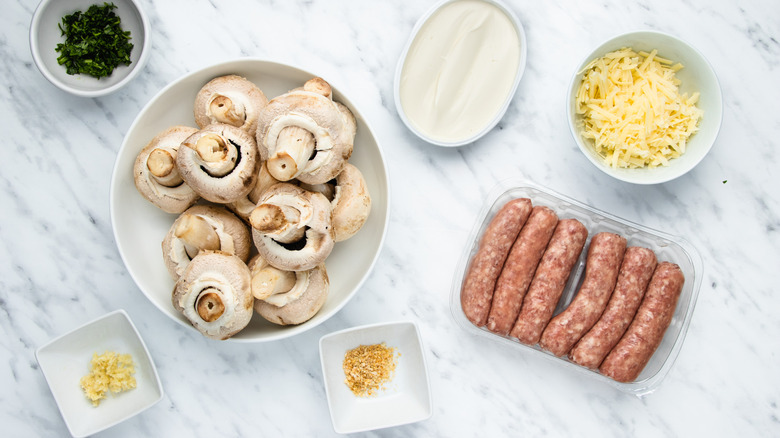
[55, 3, 134, 79]
[722, 180, 728, 184]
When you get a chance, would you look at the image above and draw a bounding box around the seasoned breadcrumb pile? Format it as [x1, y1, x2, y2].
[343, 343, 398, 397]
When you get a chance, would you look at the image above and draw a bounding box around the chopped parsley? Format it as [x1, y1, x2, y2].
[55, 3, 134, 79]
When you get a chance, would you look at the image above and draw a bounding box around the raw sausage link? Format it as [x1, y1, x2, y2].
[539, 232, 627, 357]
[487, 206, 558, 335]
[460, 198, 533, 327]
[569, 246, 657, 369]
[599, 262, 685, 383]
[510, 218, 588, 345]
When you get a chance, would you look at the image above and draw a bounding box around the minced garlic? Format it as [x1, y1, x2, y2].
[343, 343, 398, 397]
[80, 351, 137, 406]
[575, 47, 702, 169]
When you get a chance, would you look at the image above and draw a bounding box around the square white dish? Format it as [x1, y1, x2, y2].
[319, 321, 432, 434]
[35, 309, 163, 437]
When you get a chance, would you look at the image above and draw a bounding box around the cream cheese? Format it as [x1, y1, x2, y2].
[399, 0, 521, 143]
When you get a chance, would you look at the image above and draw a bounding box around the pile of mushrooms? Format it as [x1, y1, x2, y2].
[133, 75, 371, 340]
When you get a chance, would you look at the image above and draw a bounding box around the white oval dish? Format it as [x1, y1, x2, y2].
[567, 30, 723, 184]
[394, 0, 527, 147]
[29, 0, 151, 98]
[110, 59, 390, 342]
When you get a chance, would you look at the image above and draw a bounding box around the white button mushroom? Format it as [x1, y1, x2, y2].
[133, 125, 200, 214]
[162, 205, 252, 280]
[177, 123, 260, 204]
[250, 183, 335, 272]
[248, 255, 329, 326]
[172, 250, 254, 340]
[194, 75, 269, 135]
[300, 163, 371, 242]
[256, 77, 357, 185]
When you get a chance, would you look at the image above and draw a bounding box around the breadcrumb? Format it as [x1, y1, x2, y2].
[343, 343, 398, 397]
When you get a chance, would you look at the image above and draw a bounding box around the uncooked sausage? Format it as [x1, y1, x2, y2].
[569, 246, 657, 369]
[486, 206, 558, 335]
[599, 262, 685, 382]
[539, 232, 627, 357]
[460, 198, 533, 327]
[510, 218, 588, 345]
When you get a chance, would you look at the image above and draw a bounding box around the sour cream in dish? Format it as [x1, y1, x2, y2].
[396, 0, 525, 146]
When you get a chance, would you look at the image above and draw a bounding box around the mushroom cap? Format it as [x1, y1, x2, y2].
[177, 123, 260, 204]
[249, 256, 329, 326]
[194, 75, 268, 135]
[256, 77, 356, 185]
[133, 125, 200, 214]
[251, 183, 335, 271]
[162, 204, 252, 280]
[172, 250, 254, 340]
[303, 163, 371, 242]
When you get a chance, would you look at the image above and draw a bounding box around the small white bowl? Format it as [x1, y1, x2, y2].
[394, 0, 527, 146]
[567, 31, 723, 184]
[29, 0, 151, 97]
[35, 310, 163, 437]
[319, 321, 432, 434]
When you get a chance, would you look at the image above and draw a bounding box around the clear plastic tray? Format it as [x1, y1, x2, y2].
[450, 179, 702, 396]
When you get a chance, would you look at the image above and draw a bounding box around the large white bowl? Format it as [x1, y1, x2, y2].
[30, 0, 151, 97]
[110, 59, 390, 342]
[567, 31, 722, 184]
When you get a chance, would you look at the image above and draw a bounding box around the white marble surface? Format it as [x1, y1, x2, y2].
[3, 0, 780, 436]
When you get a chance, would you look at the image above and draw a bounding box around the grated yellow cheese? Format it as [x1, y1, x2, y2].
[80, 351, 137, 406]
[575, 48, 702, 169]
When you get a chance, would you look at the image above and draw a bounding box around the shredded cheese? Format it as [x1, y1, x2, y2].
[575, 48, 702, 169]
[80, 351, 137, 406]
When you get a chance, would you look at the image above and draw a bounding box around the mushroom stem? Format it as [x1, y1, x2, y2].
[194, 133, 228, 162]
[209, 94, 245, 127]
[184, 133, 240, 178]
[251, 265, 296, 300]
[249, 204, 305, 243]
[267, 126, 315, 181]
[196, 289, 225, 322]
[174, 214, 221, 258]
[147, 148, 184, 187]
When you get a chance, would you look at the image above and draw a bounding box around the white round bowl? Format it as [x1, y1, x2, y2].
[567, 31, 722, 184]
[109, 59, 390, 342]
[394, 0, 527, 147]
[30, 0, 151, 97]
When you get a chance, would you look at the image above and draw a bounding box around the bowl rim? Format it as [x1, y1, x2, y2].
[393, 0, 527, 147]
[109, 57, 391, 343]
[29, 0, 152, 98]
[566, 29, 723, 184]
